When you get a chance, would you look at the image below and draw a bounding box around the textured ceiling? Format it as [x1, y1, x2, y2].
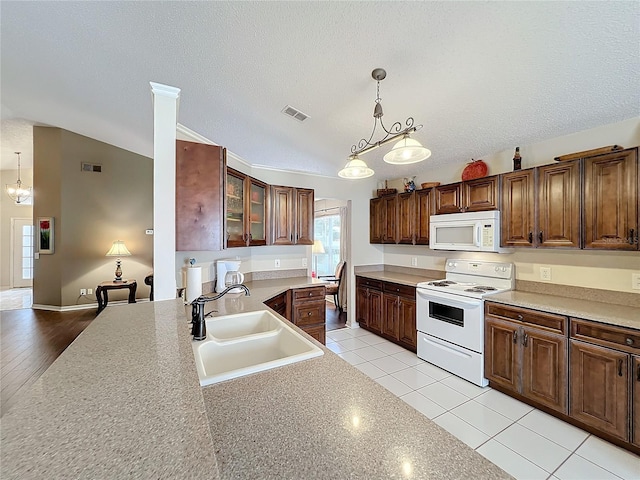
[1, 1, 638, 178]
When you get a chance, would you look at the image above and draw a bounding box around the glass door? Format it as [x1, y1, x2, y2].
[248, 179, 268, 246]
[226, 170, 246, 247]
[313, 213, 341, 276]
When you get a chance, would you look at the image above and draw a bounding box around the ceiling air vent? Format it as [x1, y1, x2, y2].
[282, 105, 309, 122]
[81, 162, 102, 173]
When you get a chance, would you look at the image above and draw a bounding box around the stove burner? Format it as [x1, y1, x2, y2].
[476, 286, 497, 291]
[427, 280, 457, 287]
[464, 288, 486, 293]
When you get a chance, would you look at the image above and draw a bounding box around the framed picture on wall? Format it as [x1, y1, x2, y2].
[38, 217, 54, 254]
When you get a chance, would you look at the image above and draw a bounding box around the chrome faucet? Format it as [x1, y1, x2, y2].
[190, 284, 251, 341]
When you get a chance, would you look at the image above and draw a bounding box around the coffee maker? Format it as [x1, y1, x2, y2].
[216, 259, 245, 293]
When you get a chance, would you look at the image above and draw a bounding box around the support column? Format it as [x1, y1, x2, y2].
[150, 82, 180, 301]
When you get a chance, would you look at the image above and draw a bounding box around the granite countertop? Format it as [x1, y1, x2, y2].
[354, 270, 439, 287]
[0, 277, 510, 480]
[487, 291, 640, 330]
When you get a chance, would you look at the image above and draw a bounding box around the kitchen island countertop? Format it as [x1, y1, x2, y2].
[0, 277, 510, 479]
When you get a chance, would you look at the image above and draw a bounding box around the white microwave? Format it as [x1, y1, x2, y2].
[429, 210, 502, 252]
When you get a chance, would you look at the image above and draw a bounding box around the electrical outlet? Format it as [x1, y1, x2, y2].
[540, 267, 552, 281]
[275, 259, 280, 268]
[87, 288, 93, 295]
[411, 257, 418, 267]
[80, 288, 87, 296]
[302, 258, 308, 267]
[632, 273, 640, 290]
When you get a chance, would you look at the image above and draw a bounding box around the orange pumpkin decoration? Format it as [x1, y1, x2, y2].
[462, 159, 488, 181]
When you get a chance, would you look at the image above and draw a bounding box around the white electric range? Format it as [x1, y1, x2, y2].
[416, 259, 514, 386]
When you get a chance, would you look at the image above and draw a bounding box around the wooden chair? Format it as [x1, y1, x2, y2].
[319, 261, 346, 312]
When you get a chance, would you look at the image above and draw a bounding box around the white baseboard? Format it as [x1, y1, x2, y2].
[32, 303, 97, 312]
[32, 299, 149, 312]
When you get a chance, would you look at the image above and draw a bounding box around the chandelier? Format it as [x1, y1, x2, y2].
[338, 68, 431, 179]
[5, 152, 32, 204]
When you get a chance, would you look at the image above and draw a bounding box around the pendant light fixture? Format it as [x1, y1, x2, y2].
[5, 152, 32, 204]
[338, 68, 431, 179]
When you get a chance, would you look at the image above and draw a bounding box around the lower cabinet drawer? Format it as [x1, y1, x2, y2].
[294, 304, 325, 327]
[292, 286, 326, 302]
[302, 324, 326, 345]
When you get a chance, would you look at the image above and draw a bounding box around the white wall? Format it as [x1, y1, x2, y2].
[384, 117, 640, 294]
[0, 168, 33, 287]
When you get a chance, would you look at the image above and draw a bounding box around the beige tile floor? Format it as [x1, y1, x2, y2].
[327, 327, 640, 480]
[0, 287, 32, 311]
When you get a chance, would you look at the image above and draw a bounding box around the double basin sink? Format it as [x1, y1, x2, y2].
[191, 310, 324, 386]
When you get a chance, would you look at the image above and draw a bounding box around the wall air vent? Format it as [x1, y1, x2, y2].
[282, 105, 309, 122]
[81, 162, 102, 173]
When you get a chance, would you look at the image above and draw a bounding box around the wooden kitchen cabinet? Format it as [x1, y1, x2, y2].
[537, 160, 580, 248]
[369, 197, 384, 244]
[569, 339, 629, 440]
[225, 168, 268, 248]
[484, 302, 568, 414]
[501, 160, 580, 248]
[355, 277, 383, 334]
[415, 188, 434, 245]
[287, 285, 326, 344]
[501, 168, 535, 247]
[569, 317, 640, 442]
[435, 176, 498, 215]
[583, 148, 638, 250]
[264, 291, 287, 317]
[370, 188, 434, 245]
[175, 140, 225, 251]
[357, 277, 416, 351]
[435, 183, 463, 214]
[397, 192, 415, 244]
[271, 186, 314, 245]
[633, 356, 640, 447]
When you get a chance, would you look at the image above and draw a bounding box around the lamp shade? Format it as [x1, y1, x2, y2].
[338, 156, 375, 179]
[106, 240, 131, 257]
[312, 240, 325, 254]
[383, 135, 431, 165]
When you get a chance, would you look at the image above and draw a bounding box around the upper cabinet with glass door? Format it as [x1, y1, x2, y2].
[225, 167, 268, 248]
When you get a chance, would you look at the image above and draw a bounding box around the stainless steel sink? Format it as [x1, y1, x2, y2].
[192, 310, 323, 386]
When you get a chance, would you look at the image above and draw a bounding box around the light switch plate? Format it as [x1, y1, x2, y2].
[275, 259, 280, 268]
[411, 257, 418, 267]
[632, 273, 640, 290]
[302, 258, 307, 267]
[145, 229, 154, 235]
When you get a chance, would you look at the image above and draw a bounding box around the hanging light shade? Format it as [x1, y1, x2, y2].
[339, 68, 431, 179]
[383, 135, 432, 165]
[338, 155, 375, 179]
[5, 152, 32, 204]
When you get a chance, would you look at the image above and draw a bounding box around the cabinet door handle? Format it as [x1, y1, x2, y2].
[308, 311, 312, 316]
[626, 338, 634, 346]
[512, 330, 518, 344]
[637, 363, 640, 382]
[517, 314, 523, 321]
[630, 229, 635, 245]
[618, 359, 623, 377]
[290, 233, 293, 242]
[528, 232, 533, 244]
[522, 332, 528, 347]
[538, 231, 543, 243]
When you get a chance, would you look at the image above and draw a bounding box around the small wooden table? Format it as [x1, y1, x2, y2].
[96, 280, 137, 314]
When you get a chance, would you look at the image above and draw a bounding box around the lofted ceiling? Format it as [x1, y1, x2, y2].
[1, 1, 638, 179]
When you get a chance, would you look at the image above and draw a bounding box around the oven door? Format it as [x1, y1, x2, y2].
[416, 288, 484, 353]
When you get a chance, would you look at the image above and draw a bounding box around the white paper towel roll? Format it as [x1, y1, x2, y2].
[186, 266, 202, 303]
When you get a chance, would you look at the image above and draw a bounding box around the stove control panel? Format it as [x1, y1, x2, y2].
[445, 259, 513, 279]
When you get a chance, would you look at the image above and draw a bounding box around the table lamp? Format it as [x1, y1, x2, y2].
[312, 240, 325, 277]
[106, 240, 132, 282]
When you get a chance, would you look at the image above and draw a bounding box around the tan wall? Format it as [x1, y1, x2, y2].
[0, 167, 34, 287]
[33, 127, 63, 305]
[33, 127, 153, 307]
